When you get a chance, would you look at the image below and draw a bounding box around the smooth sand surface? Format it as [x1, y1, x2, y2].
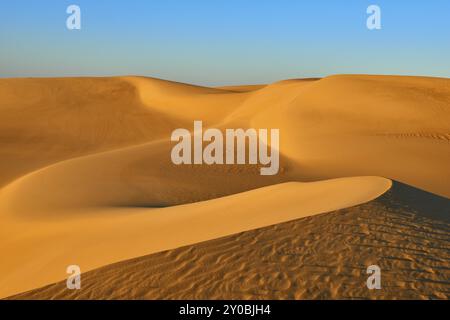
[0, 74, 449, 299]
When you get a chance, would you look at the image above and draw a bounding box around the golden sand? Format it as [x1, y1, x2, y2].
[0, 75, 448, 299]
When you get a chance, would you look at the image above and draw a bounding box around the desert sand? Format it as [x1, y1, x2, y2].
[0, 75, 449, 299]
[10, 182, 450, 300]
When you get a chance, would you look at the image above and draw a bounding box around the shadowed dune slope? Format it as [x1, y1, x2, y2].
[8, 182, 450, 300]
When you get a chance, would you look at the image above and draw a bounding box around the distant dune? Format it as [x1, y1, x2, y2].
[0, 75, 449, 299]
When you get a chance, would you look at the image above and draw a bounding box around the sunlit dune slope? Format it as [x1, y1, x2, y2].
[1, 75, 448, 195]
[0, 177, 391, 298]
[0, 76, 248, 188]
[216, 84, 267, 92]
[250, 75, 450, 197]
[8, 182, 450, 300]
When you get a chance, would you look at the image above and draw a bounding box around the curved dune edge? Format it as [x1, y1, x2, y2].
[9, 182, 449, 300]
[0, 75, 448, 197]
[0, 176, 391, 299]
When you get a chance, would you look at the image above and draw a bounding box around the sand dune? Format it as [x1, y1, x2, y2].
[249, 75, 450, 197]
[9, 182, 449, 300]
[0, 74, 449, 299]
[0, 177, 390, 298]
[0, 76, 247, 188]
[216, 84, 267, 92]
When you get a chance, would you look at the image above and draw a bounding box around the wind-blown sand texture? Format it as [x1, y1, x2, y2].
[9, 182, 450, 300]
[0, 75, 449, 299]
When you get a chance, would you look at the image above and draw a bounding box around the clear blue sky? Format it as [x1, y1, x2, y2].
[1, 0, 449, 85]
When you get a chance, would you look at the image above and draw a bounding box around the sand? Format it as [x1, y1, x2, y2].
[10, 182, 450, 300]
[0, 74, 449, 299]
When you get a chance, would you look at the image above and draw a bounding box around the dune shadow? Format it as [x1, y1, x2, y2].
[378, 181, 450, 223]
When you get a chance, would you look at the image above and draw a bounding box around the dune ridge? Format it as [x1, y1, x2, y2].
[0, 74, 449, 299]
[8, 182, 449, 300]
[0, 177, 391, 298]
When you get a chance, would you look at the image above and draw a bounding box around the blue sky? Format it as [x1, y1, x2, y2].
[1, 0, 449, 85]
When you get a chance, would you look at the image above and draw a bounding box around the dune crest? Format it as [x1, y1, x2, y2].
[0, 177, 391, 299]
[9, 182, 449, 300]
[0, 74, 449, 299]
